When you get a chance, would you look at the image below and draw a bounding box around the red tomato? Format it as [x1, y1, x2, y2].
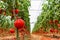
[50, 28, 54, 33]
[54, 29, 58, 33]
[57, 24, 60, 27]
[9, 28, 15, 33]
[53, 20, 58, 24]
[15, 9, 19, 14]
[49, 20, 53, 24]
[11, 9, 19, 14]
[14, 19, 25, 29]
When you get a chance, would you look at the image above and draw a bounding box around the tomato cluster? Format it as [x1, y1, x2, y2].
[49, 19, 60, 33]
[50, 28, 58, 33]
[11, 9, 19, 14]
[49, 20, 58, 24]
[49, 20, 60, 27]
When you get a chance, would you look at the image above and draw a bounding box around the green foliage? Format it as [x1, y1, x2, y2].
[0, 1, 7, 9]
[33, 0, 60, 32]
[0, 15, 14, 29]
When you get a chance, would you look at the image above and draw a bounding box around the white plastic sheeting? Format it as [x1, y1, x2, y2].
[29, 0, 44, 32]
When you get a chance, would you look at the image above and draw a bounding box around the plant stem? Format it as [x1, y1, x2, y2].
[16, 28, 19, 40]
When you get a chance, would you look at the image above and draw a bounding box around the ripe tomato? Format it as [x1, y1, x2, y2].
[53, 20, 58, 24]
[15, 9, 19, 14]
[49, 20, 53, 24]
[11, 9, 19, 14]
[14, 19, 25, 29]
[57, 24, 60, 27]
[50, 28, 54, 33]
[9, 28, 15, 33]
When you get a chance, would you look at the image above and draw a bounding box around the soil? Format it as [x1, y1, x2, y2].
[1, 28, 60, 40]
[0, 28, 30, 40]
[31, 34, 60, 40]
[31, 29, 60, 40]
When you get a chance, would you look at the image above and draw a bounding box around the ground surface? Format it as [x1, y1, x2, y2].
[1, 34, 60, 40]
[0, 28, 30, 40]
[0, 34, 30, 40]
[31, 34, 60, 40]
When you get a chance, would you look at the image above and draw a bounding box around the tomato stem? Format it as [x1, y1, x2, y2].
[16, 28, 19, 40]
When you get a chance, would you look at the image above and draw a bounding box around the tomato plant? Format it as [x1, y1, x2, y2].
[0, 0, 30, 40]
[32, 0, 60, 33]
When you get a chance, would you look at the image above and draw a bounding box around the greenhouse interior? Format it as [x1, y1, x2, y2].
[0, 0, 60, 40]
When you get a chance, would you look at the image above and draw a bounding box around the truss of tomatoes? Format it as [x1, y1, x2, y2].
[49, 19, 60, 33]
